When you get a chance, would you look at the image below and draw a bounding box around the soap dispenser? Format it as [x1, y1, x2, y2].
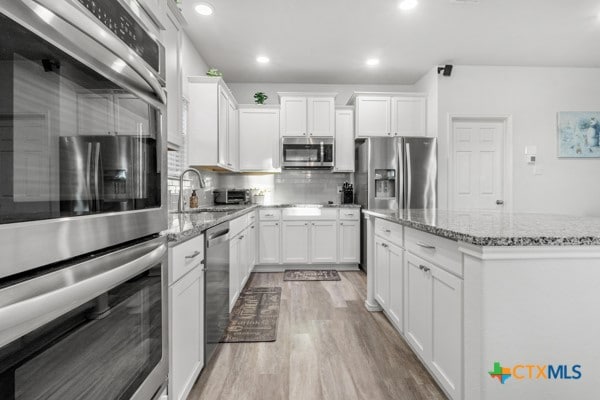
[189, 190, 199, 209]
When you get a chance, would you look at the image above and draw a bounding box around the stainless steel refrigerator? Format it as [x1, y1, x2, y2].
[355, 137, 437, 271]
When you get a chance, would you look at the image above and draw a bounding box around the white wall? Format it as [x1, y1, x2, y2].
[227, 82, 414, 106]
[181, 33, 210, 98]
[414, 67, 439, 138]
[437, 65, 600, 216]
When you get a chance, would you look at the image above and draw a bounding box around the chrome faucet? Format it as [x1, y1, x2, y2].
[178, 168, 206, 212]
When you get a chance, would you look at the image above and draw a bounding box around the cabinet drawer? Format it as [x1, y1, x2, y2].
[339, 208, 360, 220]
[259, 209, 281, 220]
[374, 218, 403, 247]
[405, 227, 462, 277]
[282, 208, 338, 220]
[169, 234, 204, 285]
[229, 215, 247, 238]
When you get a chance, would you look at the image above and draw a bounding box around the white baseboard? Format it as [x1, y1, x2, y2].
[252, 264, 360, 273]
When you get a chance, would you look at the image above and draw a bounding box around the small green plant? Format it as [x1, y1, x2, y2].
[254, 92, 268, 104]
[206, 68, 222, 77]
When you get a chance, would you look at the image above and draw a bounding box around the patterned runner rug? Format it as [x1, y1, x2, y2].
[283, 269, 341, 281]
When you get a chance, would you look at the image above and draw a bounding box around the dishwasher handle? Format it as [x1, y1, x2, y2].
[207, 229, 230, 248]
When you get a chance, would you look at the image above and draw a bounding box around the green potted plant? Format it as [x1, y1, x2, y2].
[254, 92, 268, 105]
[206, 68, 222, 77]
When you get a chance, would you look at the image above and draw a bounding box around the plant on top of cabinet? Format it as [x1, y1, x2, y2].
[254, 92, 268, 104]
[206, 68, 223, 77]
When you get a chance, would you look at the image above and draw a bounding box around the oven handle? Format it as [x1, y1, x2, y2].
[0, 237, 166, 348]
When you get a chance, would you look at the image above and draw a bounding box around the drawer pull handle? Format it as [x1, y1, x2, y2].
[185, 251, 202, 260]
[239, 235, 245, 240]
[416, 241, 436, 250]
[385, 229, 391, 233]
[265, 213, 274, 217]
[340, 222, 344, 226]
[419, 265, 431, 273]
[381, 243, 388, 248]
[344, 213, 354, 216]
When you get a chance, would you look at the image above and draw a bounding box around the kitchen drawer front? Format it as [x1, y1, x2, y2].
[230, 215, 247, 238]
[169, 234, 204, 285]
[259, 209, 281, 220]
[405, 227, 462, 277]
[282, 208, 338, 221]
[248, 210, 257, 226]
[374, 218, 403, 247]
[339, 208, 360, 220]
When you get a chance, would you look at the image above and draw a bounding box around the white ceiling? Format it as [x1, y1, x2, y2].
[181, 0, 600, 84]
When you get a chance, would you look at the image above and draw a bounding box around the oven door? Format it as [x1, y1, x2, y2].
[281, 137, 334, 169]
[0, 1, 167, 278]
[0, 236, 168, 400]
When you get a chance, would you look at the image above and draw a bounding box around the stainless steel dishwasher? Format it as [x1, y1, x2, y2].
[204, 222, 230, 364]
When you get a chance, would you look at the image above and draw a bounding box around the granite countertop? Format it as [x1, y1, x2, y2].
[261, 203, 361, 209]
[363, 209, 600, 246]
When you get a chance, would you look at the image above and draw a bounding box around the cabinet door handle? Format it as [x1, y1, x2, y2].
[416, 241, 436, 250]
[265, 213, 274, 217]
[185, 250, 202, 260]
[385, 229, 392, 233]
[239, 235, 244, 240]
[419, 265, 431, 273]
[304, 223, 308, 226]
[275, 223, 279, 226]
[344, 213, 354, 216]
[381, 243, 388, 248]
[251, 226, 255, 229]
[340, 222, 344, 226]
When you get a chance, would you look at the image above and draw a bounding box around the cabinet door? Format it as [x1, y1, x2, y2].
[338, 220, 359, 263]
[387, 243, 404, 330]
[239, 108, 280, 171]
[229, 236, 241, 309]
[259, 221, 281, 264]
[374, 238, 390, 309]
[310, 220, 337, 263]
[114, 94, 150, 136]
[307, 97, 335, 137]
[355, 96, 391, 137]
[169, 267, 204, 400]
[282, 221, 309, 264]
[227, 100, 238, 171]
[237, 231, 248, 289]
[217, 87, 229, 167]
[76, 93, 114, 135]
[164, 11, 182, 147]
[247, 224, 256, 274]
[280, 97, 307, 137]
[431, 265, 463, 400]
[404, 252, 432, 360]
[334, 109, 355, 172]
[391, 96, 427, 137]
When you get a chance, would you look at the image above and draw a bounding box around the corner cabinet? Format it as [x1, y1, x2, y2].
[238, 106, 280, 171]
[279, 93, 336, 137]
[350, 93, 427, 138]
[188, 76, 239, 171]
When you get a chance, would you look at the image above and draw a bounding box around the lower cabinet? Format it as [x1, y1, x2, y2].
[259, 221, 281, 264]
[282, 221, 309, 263]
[230, 224, 256, 309]
[405, 252, 463, 400]
[247, 223, 257, 274]
[374, 237, 403, 329]
[374, 237, 390, 309]
[309, 220, 337, 263]
[339, 220, 360, 263]
[229, 233, 241, 309]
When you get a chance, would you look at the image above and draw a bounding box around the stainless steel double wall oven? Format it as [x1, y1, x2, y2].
[0, 0, 168, 399]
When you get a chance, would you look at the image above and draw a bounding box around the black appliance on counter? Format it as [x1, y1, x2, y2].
[214, 189, 251, 205]
[342, 182, 354, 204]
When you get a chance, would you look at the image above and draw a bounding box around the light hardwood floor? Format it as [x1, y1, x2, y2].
[188, 271, 447, 400]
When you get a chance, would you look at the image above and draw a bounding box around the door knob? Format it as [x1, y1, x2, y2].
[496, 200, 504, 205]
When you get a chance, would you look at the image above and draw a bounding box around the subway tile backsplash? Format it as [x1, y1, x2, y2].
[167, 170, 220, 210]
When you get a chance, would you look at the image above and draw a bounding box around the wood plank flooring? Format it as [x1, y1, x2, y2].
[188, 271, 447, 400]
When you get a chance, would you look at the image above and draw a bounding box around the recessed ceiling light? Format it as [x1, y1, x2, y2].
[398, 0, 418, 11]
[256, 56, 270, 64]
[366, 58, 380, 66]
[195, 3, 214, 16]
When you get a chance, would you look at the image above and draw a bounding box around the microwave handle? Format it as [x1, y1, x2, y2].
[0, 238, 166, 348]
[320, 142, 324, 167]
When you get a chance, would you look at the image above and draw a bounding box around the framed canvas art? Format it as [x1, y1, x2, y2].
[557, 112, 600, 158]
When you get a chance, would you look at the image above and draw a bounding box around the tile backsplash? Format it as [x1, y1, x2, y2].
[167, 170, 220, 210]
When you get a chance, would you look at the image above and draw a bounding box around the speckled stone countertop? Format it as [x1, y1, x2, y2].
[363, 209, 600, 246]
[261, 203, 361, 208]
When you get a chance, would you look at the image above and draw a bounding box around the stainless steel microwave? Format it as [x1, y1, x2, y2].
[281, 137, 334, 169]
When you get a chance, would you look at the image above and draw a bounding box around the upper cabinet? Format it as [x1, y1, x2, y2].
[350, 93, 427, 138]
[188, 77, 239, 172]
[279, 93, 336, 137]
[164, 8, 183, 149]
[238, 105, 280, 172]
[77, 92, 151, 136]
[334, 107, 355, 172]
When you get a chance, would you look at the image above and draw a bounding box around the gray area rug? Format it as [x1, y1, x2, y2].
[220, 287, 282, 343]
[283, 269, 341, 281]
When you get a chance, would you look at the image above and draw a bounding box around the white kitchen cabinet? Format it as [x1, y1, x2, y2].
[387, 242, 403, 330]
[338, 220, 359, 263]
[188, 76, 238, 171]
[164, 9, 183, 148]
[351, 93, 427, 138]
[247, 223, 257, 274]
[405, 252, 432, 361]
[282, 221, 310, 264]
[76, 93, 114, 135]
[374, 237, 390, 309]
[238, 106, 280, 171]
[334, 108, 355, 172]
[259, 221, 281, 264]
[238, 230, 249, 289]
[230, 231, 242, 309]
[279, 93, 336, 137]
[310, 220, 337, 263]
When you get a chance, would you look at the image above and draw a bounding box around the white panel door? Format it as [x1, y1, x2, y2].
[247, 224, 256, 274]
[373, 237, 390, 309]
[280, 97, 307, 137]
[227, 100, 238, 171]
[391, 96, 426, 137]
[387, 242, 404, 330]
[259, 221, 280, 264]
[307, 97, 335, 137]
[229, 235, 241, 309]
[310, 220, 337, 263]
[217, 87, 229, 167]
[404, 252, 432, 360]
[355, 96, 391, 137]
[169, 266, 203, 400]
[431, 265, 463, 400]
[452, 119, 505, 210]
[334, 109, 355, 172]
[338, 220, 359, 263]
[239, 108, 280, 171]
[282, 221, 309, 264]
[237, 231, 248, 289]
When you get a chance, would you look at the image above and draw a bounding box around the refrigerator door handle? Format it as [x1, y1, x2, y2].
[86, 142, 93, 204]
[405, 142, 412, 209]
[93, 142, 102, 211]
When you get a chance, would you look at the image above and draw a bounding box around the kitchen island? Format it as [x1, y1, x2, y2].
[362, 209, 600, 400]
